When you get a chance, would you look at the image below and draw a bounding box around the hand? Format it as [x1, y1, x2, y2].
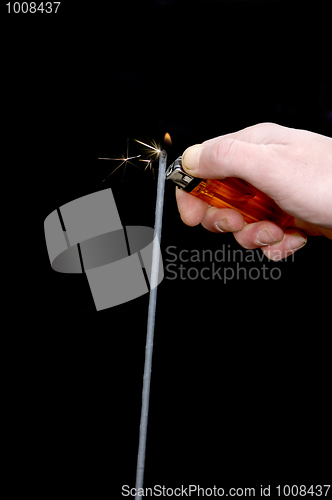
[176, 123, 332, 261]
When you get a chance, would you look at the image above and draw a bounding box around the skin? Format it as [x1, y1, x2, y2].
[175, 123, 332, 261]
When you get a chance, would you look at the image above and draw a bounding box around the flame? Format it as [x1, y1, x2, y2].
[163, 132, 172, 146]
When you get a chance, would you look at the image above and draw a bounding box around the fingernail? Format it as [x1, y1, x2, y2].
[182, 144, 204, 173]
[287, 235, 307, 251]
[256, 228, 282, 246]
[215, 218, 237, 232]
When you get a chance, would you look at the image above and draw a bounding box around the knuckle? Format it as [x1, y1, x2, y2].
[232, 231, 252, 250]
[212, 138, 238, 172]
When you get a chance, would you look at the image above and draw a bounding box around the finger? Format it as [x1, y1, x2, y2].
[261, 229, 307, 261]
[175, 187, 209, 226]
[182, 140, 267, 188]
[200, 207, 245, 233]
[181, 124, 284, 189]
[202, 122, 283, 146]
[232, 221, 285, 249]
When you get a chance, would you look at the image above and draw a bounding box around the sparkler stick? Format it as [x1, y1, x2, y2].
[135, 150, 167, 497]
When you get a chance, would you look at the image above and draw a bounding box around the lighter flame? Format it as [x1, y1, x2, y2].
[163, 132, 172, 146]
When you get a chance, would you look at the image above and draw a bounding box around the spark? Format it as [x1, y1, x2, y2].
[139, 158, 155, 179]
[99, 156, 141, 182]
[139, 158, 152, 171]
[98, 155, 141, 161]
[98, 137, 143, 183]
[133, 139, 160, 178]
[98, 137, 161, 184]
[98, 155, 142, 183]
[134, 139, 161, 154]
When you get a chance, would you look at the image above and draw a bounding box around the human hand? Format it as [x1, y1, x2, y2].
[176, 123, 332, 261]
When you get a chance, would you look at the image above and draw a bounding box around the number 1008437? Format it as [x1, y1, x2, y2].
[6, 2, 61, 14]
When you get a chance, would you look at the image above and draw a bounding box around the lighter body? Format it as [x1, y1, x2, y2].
[166, 156, 292, 228]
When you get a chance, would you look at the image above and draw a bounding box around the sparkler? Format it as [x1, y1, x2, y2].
[135, 150, 167, 498]
[98, 134, 171, 492]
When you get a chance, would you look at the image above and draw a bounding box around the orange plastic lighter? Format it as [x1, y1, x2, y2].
[166, 156, 292, 228]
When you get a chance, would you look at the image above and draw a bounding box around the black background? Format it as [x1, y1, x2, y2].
[3, 0, 331, 495]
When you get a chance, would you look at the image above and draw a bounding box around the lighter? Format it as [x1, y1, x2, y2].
[166, 156, 293, 228]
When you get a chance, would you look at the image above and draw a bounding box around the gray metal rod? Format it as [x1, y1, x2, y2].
[135, 150, 167, 497]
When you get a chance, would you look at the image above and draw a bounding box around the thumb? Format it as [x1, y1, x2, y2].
[182, 138, 266, 186]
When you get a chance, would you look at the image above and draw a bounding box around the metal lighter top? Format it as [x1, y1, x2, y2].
[165, 156, 202, 192]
